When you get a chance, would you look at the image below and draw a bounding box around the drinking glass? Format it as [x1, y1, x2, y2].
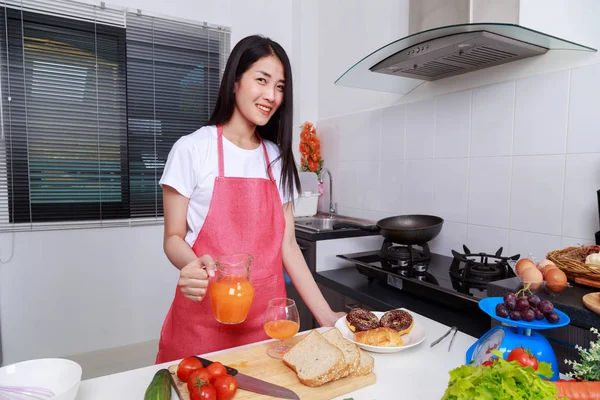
[263, 298, 300, 359]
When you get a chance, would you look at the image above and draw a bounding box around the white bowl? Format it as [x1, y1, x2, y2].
[0, 358, 82, 400]
[335, 308, 427, 353]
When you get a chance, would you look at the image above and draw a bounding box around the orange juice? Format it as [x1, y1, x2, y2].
[209, 276, 254, 324]
[264, 320, 299, 340]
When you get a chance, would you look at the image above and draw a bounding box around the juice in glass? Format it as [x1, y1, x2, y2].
[209, 253, 254, 324]
[264, 320, 299, 340]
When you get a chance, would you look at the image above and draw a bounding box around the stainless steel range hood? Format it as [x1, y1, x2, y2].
[335, 0, 597, 94]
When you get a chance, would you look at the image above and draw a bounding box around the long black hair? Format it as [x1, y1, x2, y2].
[208, 35, 300, 201]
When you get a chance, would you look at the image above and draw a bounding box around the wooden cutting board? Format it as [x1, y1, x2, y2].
[168, 331, 376, 400]
[582, 292, 600, 315]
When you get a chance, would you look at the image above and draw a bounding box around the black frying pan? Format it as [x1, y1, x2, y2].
[334, 214, 444, 245]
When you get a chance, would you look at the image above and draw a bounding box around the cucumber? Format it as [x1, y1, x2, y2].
[144, 369, 172, 400]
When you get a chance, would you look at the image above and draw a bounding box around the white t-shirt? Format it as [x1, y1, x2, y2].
[159, 125, 296, 247]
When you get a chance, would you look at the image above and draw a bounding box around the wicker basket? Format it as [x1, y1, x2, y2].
[547, 245, 600, 280]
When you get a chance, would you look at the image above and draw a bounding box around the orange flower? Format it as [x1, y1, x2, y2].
[299, 142, 309, 155]
[311, 152, 320, 162]
[301, 131, 309, 142]
[308, 160, 318, 172]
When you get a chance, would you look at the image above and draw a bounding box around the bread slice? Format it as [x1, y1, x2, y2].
[282, 330, 345, 387]
[347, 350, 375, 377]
[323, 328, 360, 379]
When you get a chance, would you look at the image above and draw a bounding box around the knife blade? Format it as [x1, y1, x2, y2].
[195, 356, 300, 400]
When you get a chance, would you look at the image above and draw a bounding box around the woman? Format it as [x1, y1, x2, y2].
[156, 35, 345, 363]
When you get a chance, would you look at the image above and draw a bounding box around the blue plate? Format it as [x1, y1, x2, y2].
[479, 297, 570, 330]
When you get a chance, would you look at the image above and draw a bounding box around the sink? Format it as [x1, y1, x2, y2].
[294, 215, 363, 232]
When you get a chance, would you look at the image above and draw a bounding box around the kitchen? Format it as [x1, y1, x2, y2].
[1, 0, 600, 399]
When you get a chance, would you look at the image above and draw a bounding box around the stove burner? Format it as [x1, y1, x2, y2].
[380, 239, 431, 266]
[450, 245, 519, 294]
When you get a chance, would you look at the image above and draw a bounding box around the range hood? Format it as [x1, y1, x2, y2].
[335, 0, 597, 94]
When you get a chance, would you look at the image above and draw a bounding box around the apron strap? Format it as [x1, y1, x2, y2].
[217, 125, 226, 177]
[216, 124, 276, 182]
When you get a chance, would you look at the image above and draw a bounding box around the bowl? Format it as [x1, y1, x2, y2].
[0, 358, 82, 400]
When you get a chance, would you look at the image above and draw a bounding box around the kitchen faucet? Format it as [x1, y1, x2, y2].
[319, 168, 336, 218]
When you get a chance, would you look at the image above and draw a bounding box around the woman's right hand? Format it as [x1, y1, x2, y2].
[178, 255, 216, 302]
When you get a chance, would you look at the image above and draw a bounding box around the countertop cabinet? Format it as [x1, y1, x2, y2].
[318, 282, 373, 314]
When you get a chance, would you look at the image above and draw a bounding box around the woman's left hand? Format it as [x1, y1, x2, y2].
[320, 311, 347, 327]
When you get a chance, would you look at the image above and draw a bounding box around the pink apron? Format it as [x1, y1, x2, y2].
[156, 125, 287, 363]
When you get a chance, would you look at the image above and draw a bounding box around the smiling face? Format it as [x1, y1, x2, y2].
[233, 54, 285, 127]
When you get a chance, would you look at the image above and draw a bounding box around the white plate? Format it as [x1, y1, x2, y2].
[334, 308, 427, 353]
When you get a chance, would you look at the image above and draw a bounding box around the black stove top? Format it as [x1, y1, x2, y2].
[337, 245, 519, 309]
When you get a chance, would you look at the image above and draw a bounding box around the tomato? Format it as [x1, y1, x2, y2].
[189, 383, 216, 400]
[177, 357, 204, 381]
[213, 375, 238, 400]
[187, 368, 211, 393]
[206, 362, 227, 383]
[507, 347, 538, 370]
[481, 358, 498, 367]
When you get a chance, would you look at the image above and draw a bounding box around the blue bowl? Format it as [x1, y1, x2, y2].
[479, 297, 570, 330]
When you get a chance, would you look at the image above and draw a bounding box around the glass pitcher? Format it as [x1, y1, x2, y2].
[209, 253, 255, 324]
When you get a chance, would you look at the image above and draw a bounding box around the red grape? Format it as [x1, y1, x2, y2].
[495, 303, 509, 318]
[538, 300, 554, 314]
[516, 298, 530, 311]
[545, 311, 560, 324]
[505, 298, 517, 310]
[503, 293, 517, 303]
[509, 310, 522, 321]
[534, 308, 545, 320]
[527, 295, 541, 307]
[522, 308, 535, 322]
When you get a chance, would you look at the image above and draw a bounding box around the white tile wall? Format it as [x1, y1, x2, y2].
[318, 64, 600, 257]
[568, 64, 600, 154]
[509, 155, 565, 236]
[471, 81, 515, 157]
[403, 159, 434, 214]
[466, 225, 509, 256]
[380, 104, 405, 161]
[405, 99, 435, 160]
[562, 153, 600, 239]
[434, 91, 471, 159]
[433, 158, 469, 223]
[468, 157, 512, 229]
[513, 70, 570, 156]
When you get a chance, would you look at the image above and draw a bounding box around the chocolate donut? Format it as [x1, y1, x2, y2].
[380, 309, 414, 335]
[346, 308, 379, 332]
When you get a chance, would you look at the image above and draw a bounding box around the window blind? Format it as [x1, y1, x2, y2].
[126, 12, 230, 221]
[0, 1, 230, 230]
[0, 2, 128, 229]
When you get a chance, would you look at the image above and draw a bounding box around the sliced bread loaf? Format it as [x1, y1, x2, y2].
[282, 330, 345, 387]
[347, 350, 375, 377]
[323, 328, 360, 379]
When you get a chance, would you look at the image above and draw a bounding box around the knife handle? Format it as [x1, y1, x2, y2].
[194, 356, 239, 377]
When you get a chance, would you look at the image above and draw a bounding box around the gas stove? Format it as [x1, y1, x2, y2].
[337, 244, 519, 309]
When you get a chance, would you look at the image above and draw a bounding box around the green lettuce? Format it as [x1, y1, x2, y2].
[442, 351, 562, 400]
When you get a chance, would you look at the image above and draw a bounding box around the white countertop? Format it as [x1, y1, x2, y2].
[76, 312, 478, 400]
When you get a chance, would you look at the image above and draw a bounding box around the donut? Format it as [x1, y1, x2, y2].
[379, 309, 414, 335]
[345, 308, 379, 332]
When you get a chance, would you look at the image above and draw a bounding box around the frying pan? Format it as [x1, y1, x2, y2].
[334, 214, 444, 245]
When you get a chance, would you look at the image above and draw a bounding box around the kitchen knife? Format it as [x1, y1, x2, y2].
[194, 356, 300, 400]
